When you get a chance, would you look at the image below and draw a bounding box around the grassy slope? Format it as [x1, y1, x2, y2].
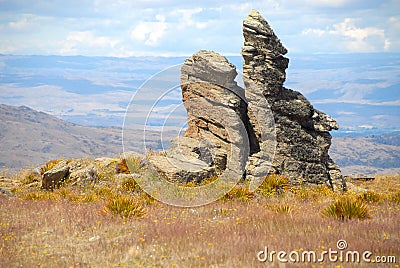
[0, 168, 399, 267]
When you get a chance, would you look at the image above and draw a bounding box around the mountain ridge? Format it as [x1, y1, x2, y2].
[1, 103, 399, 175]
[0, 104, 142, 171]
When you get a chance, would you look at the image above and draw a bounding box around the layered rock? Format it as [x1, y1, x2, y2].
[150, 50, 250, 182]
[149, 10, 345, 190]
[242, 10, 345, 189]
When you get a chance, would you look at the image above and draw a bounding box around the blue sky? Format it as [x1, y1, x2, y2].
[0, 0, 399, 56]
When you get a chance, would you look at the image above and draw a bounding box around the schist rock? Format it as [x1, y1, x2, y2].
[149, 10, 346, 191]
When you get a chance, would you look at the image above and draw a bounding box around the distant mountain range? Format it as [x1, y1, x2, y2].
[0, 104, 398, 175]
[0, 104, 160, 171]
[0, 53, 399, 134]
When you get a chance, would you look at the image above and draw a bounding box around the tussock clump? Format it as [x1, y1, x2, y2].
[21, 191, 58, 201]
[322, 197, 370, 221]
[390, 191, 400, 203]
[357, 191, 383, 203]
[120, 177, 140, 192]
[21, 172, 40, 185]
[257, 174, 289, 196]
[274, 204, 292, 214]
[40, 159, 63, 175]
[293, 184, 335, 201]
[103, 195, 146, 218]
[223, 186, 255, 201]
[116, 157, 144, 174]
[137, 192, 158, 205]
[94, 186, 116, 200]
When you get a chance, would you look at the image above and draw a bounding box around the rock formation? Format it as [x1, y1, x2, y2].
[242, 10, 344, 189]
[149, 10, 345, 190]
[41, 158, 118, 189]
[150, 50, 249, 182]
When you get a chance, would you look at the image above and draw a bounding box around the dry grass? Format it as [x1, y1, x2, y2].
[0, 174, 399, 267]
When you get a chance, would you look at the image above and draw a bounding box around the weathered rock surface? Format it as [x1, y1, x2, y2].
[150, 51, 250, 182]
[42, 160, 70, 189]
[41, 158, 120, 189]
[242, 10, 345, 189]
[149, 10, 345, 190]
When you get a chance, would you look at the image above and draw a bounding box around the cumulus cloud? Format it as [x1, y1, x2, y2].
[0, 0, 399, 55]
[60, 31, 120, 55]
[302, 18, 388, 52]
[172, 8, 211, 30]
[130, 14, 168, 46]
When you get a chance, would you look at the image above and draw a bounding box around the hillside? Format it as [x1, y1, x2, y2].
[0, 104, 151, 171]
[1, 104, 399, 175]
[331, 133, 400, 175]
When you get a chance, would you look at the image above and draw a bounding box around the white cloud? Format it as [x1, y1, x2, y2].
[386, 16, 400, 51]
[8, 16, 30, 30]
[302, 18, 388, 52]
[298, 0, 356, 8]
[130, 14, 168, 46]
[171, 8, 211, 30]
[0, 0, 399, 55]
[1, 14, 48, 32]
[337, 111, 356, 115]
[60, 31, 120, 55]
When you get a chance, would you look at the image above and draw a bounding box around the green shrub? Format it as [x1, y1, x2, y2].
[322, 197, 370, 221]
[103, 195, 146, 218]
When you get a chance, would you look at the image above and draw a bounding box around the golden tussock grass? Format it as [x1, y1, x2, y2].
[0, 174, 399, 267]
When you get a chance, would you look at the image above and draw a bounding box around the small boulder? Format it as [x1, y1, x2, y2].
[41, 160, 69, 189]
[69, 164, 98, 186]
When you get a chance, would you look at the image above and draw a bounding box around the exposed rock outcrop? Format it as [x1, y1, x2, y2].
[150, 50, 250, 182]
[242, 10, 344, 189]
[42, 160, 70, 189]
[41, 158, 119, 189]
[149, 10, 345, 190]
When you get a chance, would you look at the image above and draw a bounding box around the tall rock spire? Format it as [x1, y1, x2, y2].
[242, 10, 345, 190]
